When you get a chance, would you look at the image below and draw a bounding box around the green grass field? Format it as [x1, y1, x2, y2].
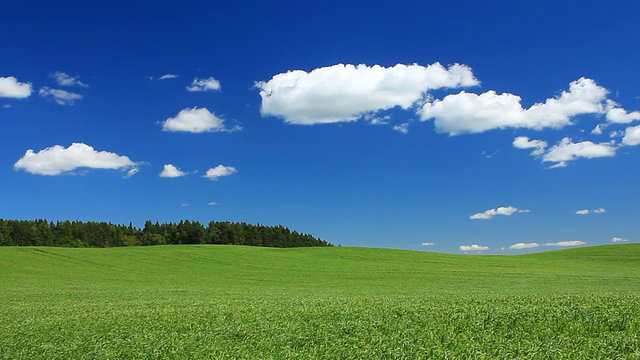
[1, 244, 639, 359]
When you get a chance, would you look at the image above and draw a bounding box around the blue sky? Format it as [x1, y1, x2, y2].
[1, 1, 639, 253]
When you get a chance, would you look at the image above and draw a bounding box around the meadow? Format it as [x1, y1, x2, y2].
[1, 244, 639, 359]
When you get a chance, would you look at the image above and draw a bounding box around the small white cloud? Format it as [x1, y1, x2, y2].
[470, 206, 520, 220]
[420, 78, 608, 135]
[518, 209, 531, 213]
[513, 136, 548, 156]
[591, 124, 604, 135]
[544, 240, 586, 247]
[593, 208, 606, 214]
[124, 168, 139, 179]
[158, 74, 178, 80]
[207, 201, 217, 206]
[203, 165, 237, 180]
[508, 242, 540, 250]
[159, 164, 188, 178]
[622, 124, 640, 146]
[576, 209, 590, 215]
[606, 101, 640, 124]
[181, 203, 189, 207]
[612, 237, 628, 243]
[14, 143, 139, 176]
[366, 114, 391, 125]
[257, 62, 479, 125]
[0, 76, 33, 98]
[39, 87, 82, 105]
[393, 122, 410, 134]
[51, 71, 88, 87]
[187, 77, 221, 92]
[161, 107, 239, 133]
[542, 137, 617, 167]
[2, 104, 11, 109]
[421, 242, 434, 246]
[460, 244, 489, 252]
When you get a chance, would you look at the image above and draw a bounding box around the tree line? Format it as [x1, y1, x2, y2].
[0, 218, 332, 248]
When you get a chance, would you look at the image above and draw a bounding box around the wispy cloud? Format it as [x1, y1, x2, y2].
[544, 240, 586, 247]
[39, 87, 82, 105]
[187, 77, 221, 92]
[158, 74, 178, 80]
[612, 237, 628, 243]
[576, 208, 606, 215]
[51, 71, 89, 87]
[470, 206, 528, 220]
[508, 242, 540, 250]
[421, 242, 434, 246]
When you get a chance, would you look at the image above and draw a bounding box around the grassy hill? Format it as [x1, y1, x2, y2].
[1, 244, 639, 359]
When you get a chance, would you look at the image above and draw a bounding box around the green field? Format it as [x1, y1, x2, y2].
[1, 244, 639, 359]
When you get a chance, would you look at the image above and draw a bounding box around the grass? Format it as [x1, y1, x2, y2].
[1, 244, 639, 359]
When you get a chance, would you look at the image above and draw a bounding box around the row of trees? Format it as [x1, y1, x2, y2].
[0, 218, 332, 248]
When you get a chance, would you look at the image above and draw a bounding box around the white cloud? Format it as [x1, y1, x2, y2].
[208, 201, 217, 206]
[158, 74, 178, 80]
[0, 76, 33, 98]
[420, 78, 608, 135]
[606, 101, 640, 124]
[622, 124, 640, 146]
[161, 107, 239, 133]
[256, 62, 479, 125]
[460, 244, 489, 252]
[591, 124, 604, 135]
[421, 242, 434, 246]
[203, 165, 237, 180]
[38, 87, 82, 105]
[542, 138, 617, 166]
[593, 208, 606, 214]
[187, 77, 221, 92]
[51, 71, 88, 87]
[576, 209, 590, 215]
[470, 206, 520, 220]
[124, 168, 139, 179]
[612, 237, 628, 242]
[393, 123, 410, 134]
[13, 143, 139, 176]
[159, 164, 188, 178]
[513, 136, 548, 156]
[366, 114, 391, 125]
[544, 240, 586, 247]
[508, 242, 540, 250]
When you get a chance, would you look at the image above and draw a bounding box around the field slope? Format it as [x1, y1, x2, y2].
[1, 244, 639, 359]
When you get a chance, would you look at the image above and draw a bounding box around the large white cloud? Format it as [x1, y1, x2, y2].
[187, 77, 221, 92]
[508, 242, 540, 250]
[203, 165, 237, 180]
[470, 206, 525, 220]
[51, 71, 88, 87]
[14, 143, 139, 176]
[256, 62, 479, 125]
[161, 107, 239, 133]
[460, 244, 489, 252]
[622, 124, 640, 146]
[39, 87, 82, 105]
[0, 76, 33, 98]
[541, 138, 616, 167]
[159, 164, 188, 178]
[420, 78, 608, 135]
